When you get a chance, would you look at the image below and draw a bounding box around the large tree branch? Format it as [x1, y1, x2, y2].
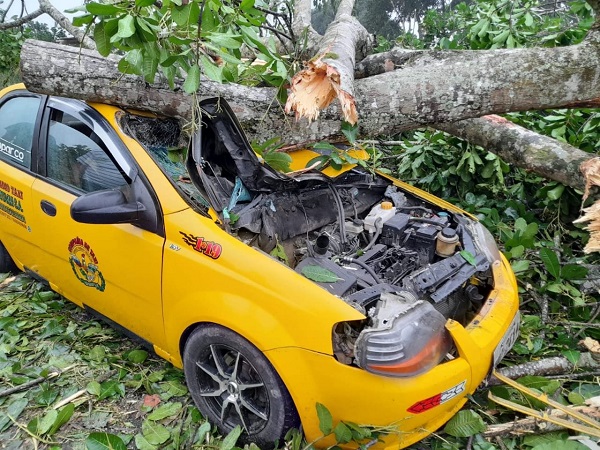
[436, 115, 594, 191]
[0, 9, 43, 29]
[37, 0, 95, 49]
[292, 0, 321, 53]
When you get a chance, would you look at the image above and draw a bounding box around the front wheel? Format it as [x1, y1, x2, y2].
[183, 324, 300, 448]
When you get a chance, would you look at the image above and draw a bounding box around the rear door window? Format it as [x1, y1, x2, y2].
[0, 96, 41, 169]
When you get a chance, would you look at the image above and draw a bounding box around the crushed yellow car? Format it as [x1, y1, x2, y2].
[0, 84, 519, 448]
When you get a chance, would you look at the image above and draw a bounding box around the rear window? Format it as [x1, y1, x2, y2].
[0, 96, 40, 169]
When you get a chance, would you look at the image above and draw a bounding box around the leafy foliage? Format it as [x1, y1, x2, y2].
[72, 0, 290, 92]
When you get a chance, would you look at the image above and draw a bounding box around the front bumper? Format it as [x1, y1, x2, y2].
[265, 255, 519, 449]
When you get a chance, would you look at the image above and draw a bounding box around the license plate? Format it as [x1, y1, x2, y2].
[493, 312, 520, 366]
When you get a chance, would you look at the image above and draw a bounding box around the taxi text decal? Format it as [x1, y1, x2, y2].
[407, 380, 466, 414]
[180, 232, 222, 259]
[0, 178, 26, 228]
[68, 237, 106, 291]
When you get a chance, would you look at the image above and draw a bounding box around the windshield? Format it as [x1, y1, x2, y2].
[117, 111, 210, 210]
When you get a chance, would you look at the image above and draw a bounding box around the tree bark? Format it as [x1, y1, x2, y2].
[0, 10, 44, 30]
[483, 405, 600, 437]
[436, 115, 594, 191]
[488, 352, 600, 386]
[291, 0, 321, 55]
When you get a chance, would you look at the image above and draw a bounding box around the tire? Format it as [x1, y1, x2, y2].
[0, 241, 16, 273]
[183, 324, 300, 449]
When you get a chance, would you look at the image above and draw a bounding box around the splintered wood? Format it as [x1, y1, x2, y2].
[285, 53, 358, 125]
[574, 158, 600, 253]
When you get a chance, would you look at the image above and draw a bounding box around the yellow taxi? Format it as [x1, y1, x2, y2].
[0, 83, 520, 448]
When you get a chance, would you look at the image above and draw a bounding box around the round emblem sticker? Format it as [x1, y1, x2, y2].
[68, 237, 106, 292]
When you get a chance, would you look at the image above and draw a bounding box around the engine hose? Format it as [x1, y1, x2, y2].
[361, 217, 383, 254]
[340, 256, 381, 285]
[328, 184, 346, 246]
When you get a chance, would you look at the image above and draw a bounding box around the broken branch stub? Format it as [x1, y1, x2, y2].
[285, 10, 371, 125]
[574, 158, 600, 254]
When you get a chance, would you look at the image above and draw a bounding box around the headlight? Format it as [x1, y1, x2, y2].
[354, 292, 451, 377]
[471, 221, 502, 265]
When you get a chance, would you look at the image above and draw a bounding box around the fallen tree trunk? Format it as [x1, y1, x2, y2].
[22, 34, 600, 142]
[436, 115, 593, 191]
[20, 39, 600, 191]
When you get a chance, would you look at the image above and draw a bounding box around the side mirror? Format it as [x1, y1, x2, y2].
[71, 189, 145, 224]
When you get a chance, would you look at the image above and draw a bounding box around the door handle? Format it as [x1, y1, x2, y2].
[40, 200, 57, 217]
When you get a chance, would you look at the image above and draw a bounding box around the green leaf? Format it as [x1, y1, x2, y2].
[270, 243, 289, 265]
[195, 421, 212, 442]
[118, 49, 144, 76]
[48, 404, 75, 435]
[531, 440, 589, 450]
[316, 402, 333, 435]
[147, 402, 182, 420]
[87, 380, 102, 396]
[142, 420, 170, 445]
[134, 433, 157, 450]
[85, 432, 127, 450]
[128, 349, 149, 363]
[341, 121, 359, 144]
[539, 248, 560, 279]
[136, 0, 156, 6]
[562, 349, 580, 366]
[88, 345, 106, 362]
[117, 15, 136, 39]
[568, 391, 586, 405]
[207, 33, 242, 49]
[200, 55, 223, 82]
[98, 380, 124, 400]
[171, 3, 200, 27]
[460, 250, 476, 266]
[37, 409, 58, 435]
[182, 64, 200, 93]
[86, 2, 122, 15]
[0, 398, 28, 432]
[443, 410, 486, 437]
[73, 14, 94, 26]
[334, 422, 352, 444]
[523, 432, 570, 448]
[546, 184, 565, 201]
[301, 265, 342, 283]
[94, 20, 118, 57]
[263, 152, 292, 173]
[220, 425, 242, 450]
[560, 264, 588, 281]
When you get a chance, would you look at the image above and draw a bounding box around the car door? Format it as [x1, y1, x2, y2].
[30, 97, 166, 348]
[0, 90, 45, 269]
